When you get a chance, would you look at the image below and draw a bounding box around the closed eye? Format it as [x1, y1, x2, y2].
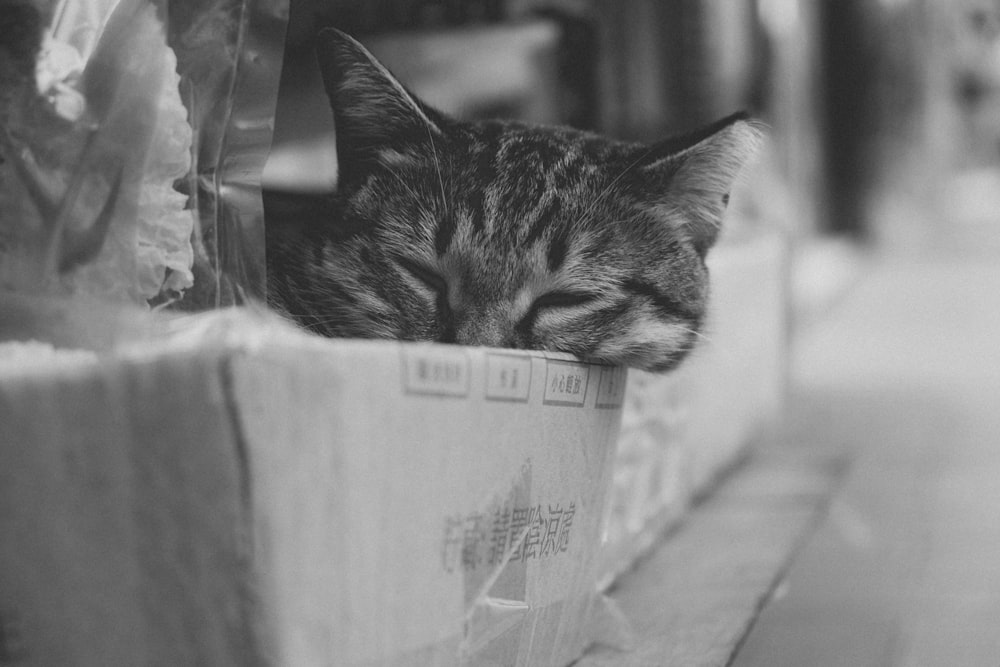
[531, 291, 599, 311]
[396, 255, 456, 341]
[517, 291, 599, 341]
[397, 256, 448, 295]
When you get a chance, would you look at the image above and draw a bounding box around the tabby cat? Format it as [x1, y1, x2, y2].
[265, 29, 762, 372]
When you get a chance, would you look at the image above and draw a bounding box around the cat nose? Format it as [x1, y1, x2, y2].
[454, 312, 515, 348]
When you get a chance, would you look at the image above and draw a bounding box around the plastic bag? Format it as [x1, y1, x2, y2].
[0, 0, 287, 309]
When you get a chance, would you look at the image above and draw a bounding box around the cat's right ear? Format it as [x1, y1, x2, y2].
[315, 29, 443, 171]
[635, 114, 763, 256]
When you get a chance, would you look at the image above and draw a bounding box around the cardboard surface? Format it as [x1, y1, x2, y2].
[232, 338, 624, 665]
[0, 348, 260, 666]
[0, 325, 624, 666]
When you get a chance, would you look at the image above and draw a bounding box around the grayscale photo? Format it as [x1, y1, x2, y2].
[1, 1, 998, 664]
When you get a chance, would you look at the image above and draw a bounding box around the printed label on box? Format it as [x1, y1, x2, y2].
[485, 354, 532, 402]
[441, 501, 578, 573]
[595, 366, 627, 408]
[402, 348, 470, 397]
[543, 361, 589, 407]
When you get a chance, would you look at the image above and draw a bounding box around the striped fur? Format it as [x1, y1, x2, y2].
[266, 29, 763, 372]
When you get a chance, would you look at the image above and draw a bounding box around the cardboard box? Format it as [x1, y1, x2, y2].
[0, 227, 785, 665]
[0, 323, 625, 665]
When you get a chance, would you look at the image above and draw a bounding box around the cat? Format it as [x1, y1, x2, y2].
[265, 28, 762, 372]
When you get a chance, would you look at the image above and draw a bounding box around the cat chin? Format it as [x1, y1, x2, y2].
[600, 350, 691, 374]
[585, 322, 698, 372]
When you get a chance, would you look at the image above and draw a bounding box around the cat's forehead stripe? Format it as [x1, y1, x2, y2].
[546, 233, 569, 273]
[522, 196, 561, 249]
[434, 208, 456, 256]
[467, 144, 496, 235]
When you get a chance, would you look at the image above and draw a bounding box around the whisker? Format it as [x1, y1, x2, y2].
[425, 123, 449, 222]
[674, 325, 712, 343]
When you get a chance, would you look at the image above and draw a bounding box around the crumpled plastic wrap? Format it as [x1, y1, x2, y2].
[59, 1, 196, 304]
[168, 0, 288, 308]
[0, 0, 287, 310]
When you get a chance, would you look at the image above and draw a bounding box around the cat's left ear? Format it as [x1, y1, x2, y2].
[315, 28, 444, 171]
[637, 113, 764, 255]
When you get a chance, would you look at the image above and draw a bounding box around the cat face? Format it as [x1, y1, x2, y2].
[266, 29, 762, 372]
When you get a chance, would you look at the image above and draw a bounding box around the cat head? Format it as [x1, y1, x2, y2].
[267, 29, 763, 372]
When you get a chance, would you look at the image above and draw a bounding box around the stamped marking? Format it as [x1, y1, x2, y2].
[441, 501, 578, 573]
[402, 347, 470, 397]
[485, 354, 532, 402]
[543, 360, 590, 407]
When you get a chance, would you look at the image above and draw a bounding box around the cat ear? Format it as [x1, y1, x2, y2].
[315, 28, 443, 169]
[637, 113, 763, 255]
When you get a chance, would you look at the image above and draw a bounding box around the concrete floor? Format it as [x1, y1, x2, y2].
[733, 256, 1000, 666]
